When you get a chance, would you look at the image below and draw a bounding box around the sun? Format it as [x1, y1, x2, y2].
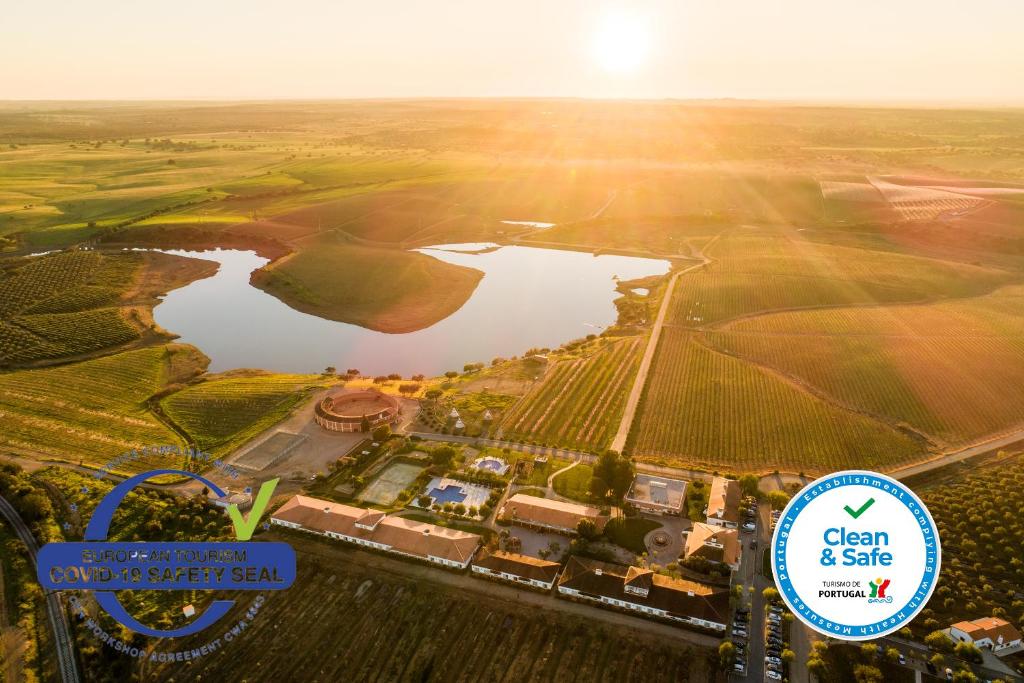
[589, 9, 652, 75]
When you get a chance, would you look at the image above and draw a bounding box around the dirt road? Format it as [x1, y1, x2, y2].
[610, 250, 712, 454]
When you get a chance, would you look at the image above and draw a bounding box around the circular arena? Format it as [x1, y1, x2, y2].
[314, 390, 400, 433]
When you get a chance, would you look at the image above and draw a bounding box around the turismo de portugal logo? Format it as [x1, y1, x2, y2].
[36, 469, 295, 639]
[772, 470, 940, 640]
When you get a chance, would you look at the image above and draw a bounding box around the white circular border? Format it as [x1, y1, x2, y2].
[770, 470, 941, 641]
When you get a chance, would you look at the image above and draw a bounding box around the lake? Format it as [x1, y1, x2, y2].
[151, 245, 669, 376]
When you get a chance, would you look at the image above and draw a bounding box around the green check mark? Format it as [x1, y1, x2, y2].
[843, 497, 875, 519]
[227, 478, 279, 541]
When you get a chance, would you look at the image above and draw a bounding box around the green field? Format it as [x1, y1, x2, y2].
[4, 100, 1024, 481]
[159, 372, 327, 456]
[551, 463, 595, 502]
[710, 285, 1024, 446]
[0, 345, 205, 472]
[629, 328, 928, 473]
[253, 236, 483, 333]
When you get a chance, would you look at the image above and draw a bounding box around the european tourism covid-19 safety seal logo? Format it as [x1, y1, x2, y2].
[771, 470, 940, 640]
[35, 468, 295, 650]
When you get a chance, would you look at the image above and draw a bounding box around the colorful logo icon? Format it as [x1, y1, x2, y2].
[37, 469, 295, 638]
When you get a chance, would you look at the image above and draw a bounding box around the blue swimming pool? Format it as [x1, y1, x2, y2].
[428, 484, 468, 504]
[476, 458, 505, 473]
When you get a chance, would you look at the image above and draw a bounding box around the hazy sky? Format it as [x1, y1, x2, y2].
[3, 0, 1021, 102]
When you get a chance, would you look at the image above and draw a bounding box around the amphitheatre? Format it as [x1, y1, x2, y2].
[314, 389, 401, 433]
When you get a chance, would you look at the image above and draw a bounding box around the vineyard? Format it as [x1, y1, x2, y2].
[670, 231, 1012, 326]
[710, 285, 1024, 445]
[160, 373, 326, 456]
[149, 543, 712, 682]
[912, 453, 1024, 636]
[499, 337, 642, 451]
[867, 177, 989, 221]
[0, 344, 206, 473]
[0, 250, 144, 365]
[628, 328, 927, 473]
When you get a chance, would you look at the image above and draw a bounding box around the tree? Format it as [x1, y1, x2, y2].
[781, 649, 796, 664]
[926, 630, 954, 653]
[576, 518, 599, 541]
[762, 587, 779, 602]
[852, 664, 884, 683]
[324, 366, 336, 375]
[453, 503, 466, 517]
[417, 494, 432, 507]
[431, 446, 457, 467]
[738, 474, 760, 498]
[360, 416, 371, 432]
[884, 647, 901, 664]
[860, 643, 880, 660]
[951, 671, 978, 683]
[425, 389, 443, 401]
[611, 458, 635, 499]
[807, 656, 828, 679]
[444, 371, 459, 379]
[588, 475, 609, 499]
[766, 490, 790, 510]
[16, 492, 51, 522]
[718, 641, 736, 668]
[593, 451, 635, 501]
[371, 425, 391, 442]
[387, 373, 402, 381]
[954, 641, 983, 664]
[398, 383, 420, 395]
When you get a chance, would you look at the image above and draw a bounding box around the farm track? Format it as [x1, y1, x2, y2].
[0, 495, 80, 683]
[611, 238, 717, 453]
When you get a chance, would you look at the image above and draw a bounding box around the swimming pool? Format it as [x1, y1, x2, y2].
[472, 456, 509, 475]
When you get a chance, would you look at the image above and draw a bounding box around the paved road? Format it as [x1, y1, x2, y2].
[610, 251, 712, 453]
[731, 501, 771, 682]
[0, 495, 81, 683]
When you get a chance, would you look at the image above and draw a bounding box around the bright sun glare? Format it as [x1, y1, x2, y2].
[590, 9, 652, 75]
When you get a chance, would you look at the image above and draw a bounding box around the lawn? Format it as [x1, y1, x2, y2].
[603, 517, 661, 555]
[551, 463, 594, 503]
[252, 236, 483, 333]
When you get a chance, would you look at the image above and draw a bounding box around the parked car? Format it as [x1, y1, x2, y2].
[765, 656, 782, 665]
[732, 629, 748, 639]
[742, 522, 756, 532]
[898, 654, 906, 665]
[765, 671, 782, 681]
